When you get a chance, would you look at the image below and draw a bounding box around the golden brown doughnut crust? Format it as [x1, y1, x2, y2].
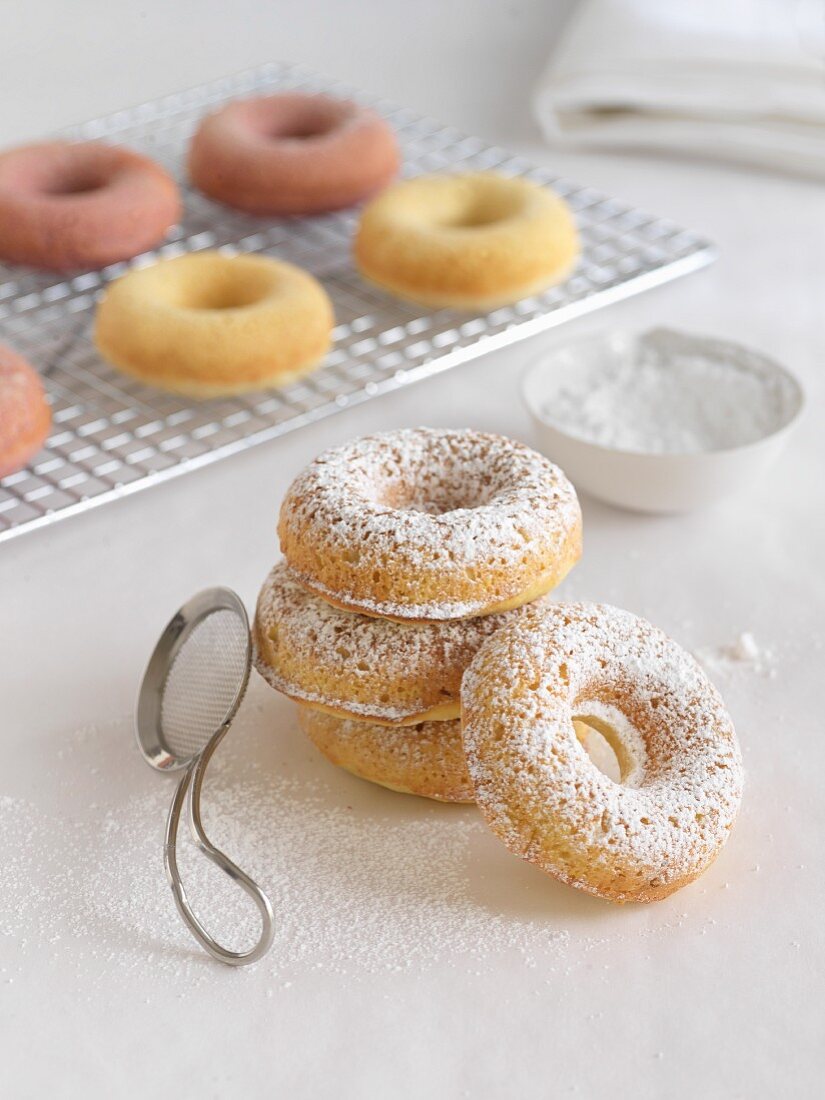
[278, 428, 582, 622]
[298, 706, 474, 803]
[355, 172, 579, 309]
[253, 561, 551, 725]
[94, 251, 333, 396]
[461, 603, 743, 903]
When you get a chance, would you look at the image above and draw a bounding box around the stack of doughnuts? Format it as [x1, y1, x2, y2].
[255, 425, 744, 903]
[254, 426, 583, 803]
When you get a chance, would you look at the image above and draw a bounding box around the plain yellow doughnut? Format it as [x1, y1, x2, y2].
[354, 171, 579, 310]
[94, 250, 333, 397]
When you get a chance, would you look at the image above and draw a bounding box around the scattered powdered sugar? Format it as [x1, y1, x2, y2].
[694, 631, 777, 679]
[538, 328, 800, 454]
[1, 694, 716, 990]
[0, 710, 581, 984]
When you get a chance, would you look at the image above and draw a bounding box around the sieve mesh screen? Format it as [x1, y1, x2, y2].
[159, 609, 249, 761]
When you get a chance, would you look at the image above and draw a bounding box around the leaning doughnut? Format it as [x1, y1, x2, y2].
[253, 561, 549, 725]
[355, 172, 579, 309]
[188, 93, 399, 215]
[297, 706, 474, 803]
[0, 141, 179, 272]
[461, 603, 743, 902]
[94, 251, 333, 396]
[278, 428, 582, 622]
[0, 344, 51, 478]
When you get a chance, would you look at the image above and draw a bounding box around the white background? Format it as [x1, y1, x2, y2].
[1, 2, 823, 1097]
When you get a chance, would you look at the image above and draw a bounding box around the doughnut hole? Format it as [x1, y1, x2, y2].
[1, 147, 108, 198]
[242, 96, 353, 143]
[573, 720, 621, 783]
[155, 260, 278, 312]
[441, 190, 523, 229]
[358, 443, 501, 516]
[573, 707, 646, 787]
[370, 476, 493, 515]
[266, 108, 341, 141]
[44, 168, 107, 197]
[408, 176, 527, 231]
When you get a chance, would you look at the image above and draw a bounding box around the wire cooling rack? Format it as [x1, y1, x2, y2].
[0, 61, 715, 544]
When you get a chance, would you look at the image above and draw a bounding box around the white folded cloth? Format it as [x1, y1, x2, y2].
[534, 0, 825, 177]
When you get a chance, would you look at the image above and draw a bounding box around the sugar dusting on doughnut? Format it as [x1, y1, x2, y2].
[297, 707, 474, 803]
[278, 428, 582, 621]
[461, 602, 744, 902]
[253, 561, 551, 724]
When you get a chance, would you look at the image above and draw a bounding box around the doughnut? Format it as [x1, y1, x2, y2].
[297, 706, 473, 803]
[0, 141, 180, 272]
[188, 93, 399, 215]
[461, 603, 744, 903]
[354, 172, 579, 309]
[0, 344, 51, 478]
[253, 561, 551, 726]
[94, 251, 333, 397]
[278, 428, 582, 622]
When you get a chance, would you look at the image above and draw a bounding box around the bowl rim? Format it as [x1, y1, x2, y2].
[522, 326, 806, 461]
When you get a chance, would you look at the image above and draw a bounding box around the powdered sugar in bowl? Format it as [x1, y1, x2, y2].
[522, 328, 804, 513]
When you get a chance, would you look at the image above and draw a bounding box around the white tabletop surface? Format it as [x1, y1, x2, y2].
[1, 2, 823, 1097]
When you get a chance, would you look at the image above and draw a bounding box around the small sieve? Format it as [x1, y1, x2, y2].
[135, 587, 274, 966]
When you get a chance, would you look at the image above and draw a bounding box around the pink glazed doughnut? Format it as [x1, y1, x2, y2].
[0, 344, 51, 478]
[0, 141, 180, 272]
[188, 93, 400, 215]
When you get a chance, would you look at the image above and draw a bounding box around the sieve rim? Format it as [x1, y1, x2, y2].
[135, 587, 251, 773]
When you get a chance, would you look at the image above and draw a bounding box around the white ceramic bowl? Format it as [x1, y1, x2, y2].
[522, 328, 805, 514]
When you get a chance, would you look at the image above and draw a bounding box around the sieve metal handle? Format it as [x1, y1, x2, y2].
[163, 723, 275, 967]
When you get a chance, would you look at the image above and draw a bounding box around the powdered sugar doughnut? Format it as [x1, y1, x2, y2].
[188, 93, 399, 215]
[253, 561, 550, 725]
[0, 141, 179, 272]
[297, 706, 473, 803]
[0, 344, 51, 478]
[461, 603, 743, 902]
[278, 428, 582, 622]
